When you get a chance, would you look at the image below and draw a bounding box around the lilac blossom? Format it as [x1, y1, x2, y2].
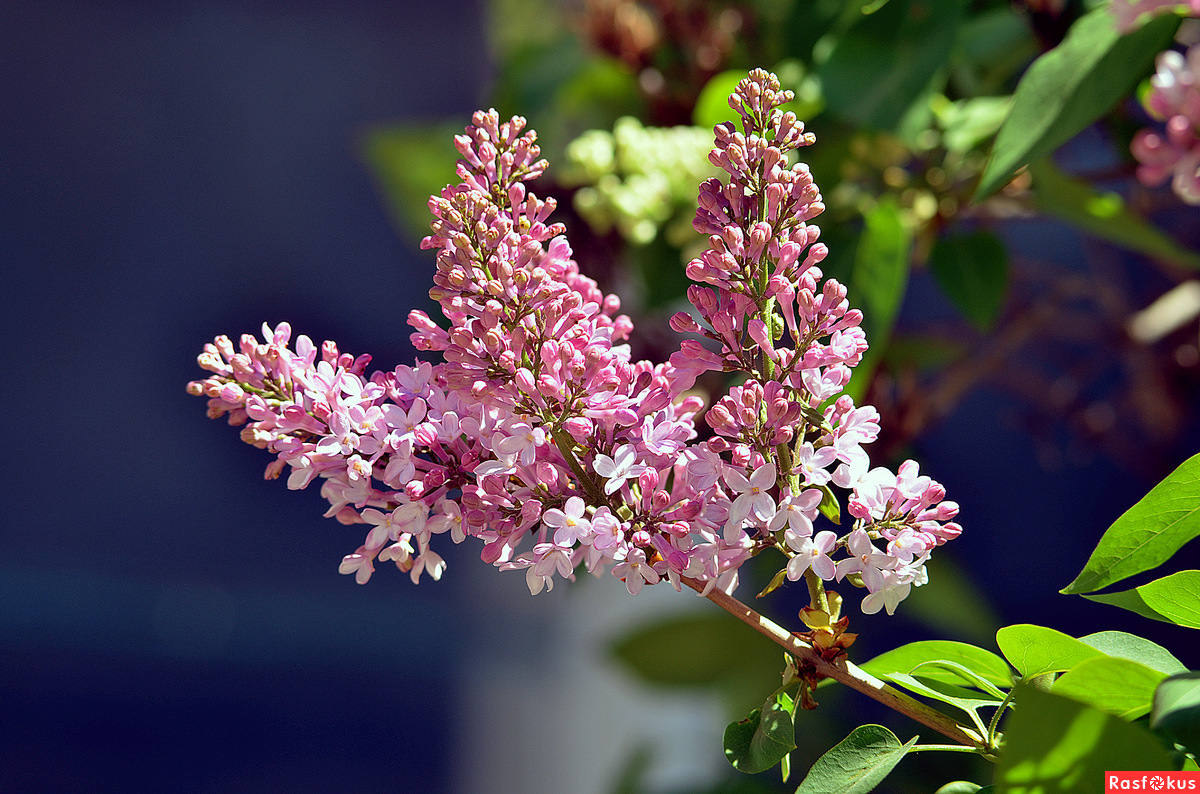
[786, 530, 837, 582]
[187, 71, 963, 617]
[1132, 44, 1200, 204]
[593, 445, 649, 496]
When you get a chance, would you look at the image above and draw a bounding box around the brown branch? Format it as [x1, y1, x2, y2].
[683, 578, 987, 749]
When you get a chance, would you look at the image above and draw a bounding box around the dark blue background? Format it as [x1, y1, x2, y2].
[4, 2, 1198, 792]
[4, 2, 488, 790]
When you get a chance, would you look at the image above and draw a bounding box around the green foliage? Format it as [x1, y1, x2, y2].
[994, 686, 1175, 793]
[1051, 656, 1166, 719]
[723, 687, 799, 774]
[1030, 161, 1200, 270]
[936, 784, 984, 794]
[792, 724, 917, 794]
[1077, 631, 1187, 675]
[995, 624, 1103, 679]
[935, 97, 1012, 155]
[362, 123, 461, 239]
[1084, 571, 1200, 629]
[1151, 672, 1200, 757]
[1062, 453, 1200, 595]
[816, 485, 841, 525]
[694, 71, 746, 131]
[819, 0, 962, 132]
[882, 673, 1002, 719]
[858, 640, 1013, 690]
[845, 199, 912, 401]
[928, 231, 1009, 331]
[975, 10, 1178, 199]
[609, 613, 780, 698]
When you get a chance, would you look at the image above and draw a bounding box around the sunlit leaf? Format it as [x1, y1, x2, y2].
[994, 686, 1174, 793]
[794, 724, 917, 794]
[1084, 570, 1200, 629]
[995, 624, 1102, 679]
[1077, 631, 1187, 675]
[1062, 453, 1200, 594]
[1052, 655, 1166, 719]
[975, 10, 1178, 199]
[724, 687, 798, 773]
[859, 640, 1012, 689]
[883, 673, 1001, 718]
[937, 96, 1012, 153]
[694, 71, 748, 131]
[936, 783, 982, 794]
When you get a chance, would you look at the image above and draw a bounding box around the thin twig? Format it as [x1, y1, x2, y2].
[683, 578, 986, 749]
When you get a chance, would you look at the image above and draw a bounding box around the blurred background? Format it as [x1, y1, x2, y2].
[4, 0, 1199, 791]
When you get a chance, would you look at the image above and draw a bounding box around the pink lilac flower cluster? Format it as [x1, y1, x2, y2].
[1131, 42, 1200, 204]
[1112, 0, 1200, 33]
[188, 70, 961, 616]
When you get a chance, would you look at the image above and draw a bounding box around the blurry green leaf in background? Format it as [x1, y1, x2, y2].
[362, 122, 461, 240]
[1030, 161, 1200, 271]
[975, 10, 1178, 199]
[819, 0, 962, 132]
[609, 612, 782, 706]
[928, 231, 1009, 332]
[845, 199, 912, 402]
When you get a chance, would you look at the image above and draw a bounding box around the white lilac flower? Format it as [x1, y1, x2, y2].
[724, 461, 777, 527]
[593, 444, 649, 495]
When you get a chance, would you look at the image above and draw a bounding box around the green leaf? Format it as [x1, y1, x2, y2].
[1084, 570, 1200, 629]
[883, 673, 1002, 717]
[845, 199, 912, 402]
[994, 686, 1175, 794]
[1062, 453, 1200, 594]
[820, 0, 962, 131]
[975, 10, 1178, 199]
[995, 624, 1102, 679]
[794, 724, 917, 794]
[724, 688, 798, 773]
[935, 96, 1011, 154]
[1030, 161, 1200, 271]
[1052, 656, 1167, 719]
[1078, 631, 1187, 675]
[817, 484, 842, 525]
[694, 71, 749, 131]
[859, 640, 1013, 689]
[361, 122, 461, 239]
[908, 660, 1010, 700]
[1152, 672, 1200, 757]
[610, 613, 780, 691]
[928, 231, 1009, 331]
[935, 784, 982, 794]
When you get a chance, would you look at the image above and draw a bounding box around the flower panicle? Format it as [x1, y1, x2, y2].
[188, 70, 962, 617]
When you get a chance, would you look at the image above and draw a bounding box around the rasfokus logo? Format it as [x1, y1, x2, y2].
[1106, 772, 1200, 791]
